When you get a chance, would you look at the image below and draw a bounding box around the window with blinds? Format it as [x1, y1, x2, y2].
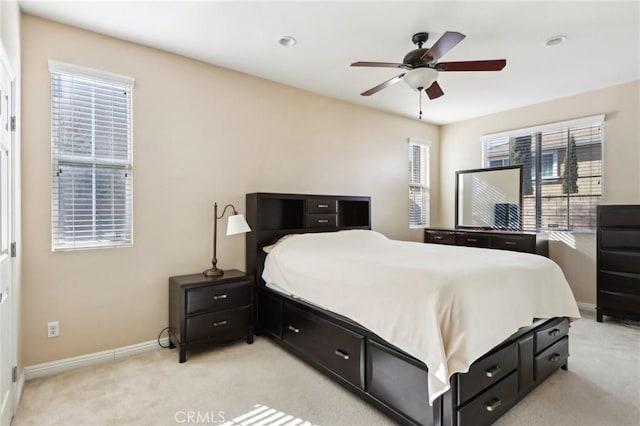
[49, 61, 134, 250]
[482, 115, 603, 232]
[409, 139, 430, 228]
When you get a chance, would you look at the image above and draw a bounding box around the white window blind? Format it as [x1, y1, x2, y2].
[482, 115, 603, 232]
[409, 139, 430, 228]
[50, 61, 134, 250]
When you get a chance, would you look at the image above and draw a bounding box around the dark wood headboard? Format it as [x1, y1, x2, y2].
[245, 192, 371, 285]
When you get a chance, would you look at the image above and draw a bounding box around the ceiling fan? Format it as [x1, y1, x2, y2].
[351, 31, 506, 100]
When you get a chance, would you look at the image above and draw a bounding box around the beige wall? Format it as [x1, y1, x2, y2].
[21, 15, 439, 365]
[439, 81, 640, 305]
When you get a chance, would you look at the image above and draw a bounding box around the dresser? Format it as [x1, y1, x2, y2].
[424, 228, 549, 257]
[596, 205, 640, 322]
[168, 270, 254, 362]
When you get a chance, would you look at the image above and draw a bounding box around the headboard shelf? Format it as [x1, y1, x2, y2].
[246, 192, 371, 283]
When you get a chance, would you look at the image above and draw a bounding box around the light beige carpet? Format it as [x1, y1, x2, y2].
[13, 309, 640, 426]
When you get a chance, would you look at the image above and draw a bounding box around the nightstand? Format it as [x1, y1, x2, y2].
[168, 269, 254, 363]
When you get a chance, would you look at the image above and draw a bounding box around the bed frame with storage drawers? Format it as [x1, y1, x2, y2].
[245, 192, 570, 426]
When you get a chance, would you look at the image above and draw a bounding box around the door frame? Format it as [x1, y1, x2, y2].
[0, 40, 18, 419]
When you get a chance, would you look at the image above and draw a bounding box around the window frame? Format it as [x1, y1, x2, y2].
[49, 60, 135, 251]
[408, 138, 431, 229]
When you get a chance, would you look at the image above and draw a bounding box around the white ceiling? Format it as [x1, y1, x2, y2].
[19, 1, 640, 124]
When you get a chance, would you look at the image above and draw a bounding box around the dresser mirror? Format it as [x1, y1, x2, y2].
[455, 165, 523, 230]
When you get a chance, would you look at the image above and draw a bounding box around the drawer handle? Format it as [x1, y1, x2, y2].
[549, 353, 561, 363]
[485, 398, 502, 412]
[334, 349, 350, 360]
[467, 238, 477, 242]
[317, 204, 329, 208]
[505, 241, 517, 246]
[549, 328, 561, 337]
[317, 219, 329, 223]
[213, 320, 227, 327]
[213, 294, 228, 300]
[435, 236, 444, 240]
[288, 325, 300, 334]
[485, 365, 502, 378]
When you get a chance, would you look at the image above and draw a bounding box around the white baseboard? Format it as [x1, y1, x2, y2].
[577, 302, 596, 312]
[25, 337, 169, 381]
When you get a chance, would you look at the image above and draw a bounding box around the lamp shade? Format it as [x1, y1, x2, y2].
[227, 214, 251, 236]
[403, 67, 439, 90]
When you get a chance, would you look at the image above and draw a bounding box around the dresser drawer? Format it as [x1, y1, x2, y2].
[455, 342, 517, 405]
[185, 306, 250, 342]
[305, 214, 337, 228]
[490, 234, 534, 253]
[457, 233, 490, 248]
[456, 371, 518, 426]
[599, 250, 640, 274]
[425, 230, 456, 245]
[305, 198, 337, 214]
[599, 229, 640, 249]
[598, 271, 640, 296]
[598, 205, 640, 227]
[283, 304, 364, 389]
[598, 290, 640, 314]
[185, 280, 251, 315]
[535, 337, 568, 382]
[534, 318, 569, 353]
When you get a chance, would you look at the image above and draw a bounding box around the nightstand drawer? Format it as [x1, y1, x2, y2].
[305, 198, 337, 214]
[534, 318, 569, 353]
[185, 306, 250, 343]
[185, 280, 251, 315]
[305, 214, 337, 228]
[425, 230, 456, 245]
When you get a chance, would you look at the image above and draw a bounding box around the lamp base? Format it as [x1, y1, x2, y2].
[203, 267, 224, 277]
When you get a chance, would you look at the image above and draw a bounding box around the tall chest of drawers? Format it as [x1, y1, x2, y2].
[596, 205, 640, 322]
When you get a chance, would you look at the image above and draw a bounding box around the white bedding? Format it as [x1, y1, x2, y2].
[262, 230, 580, 403]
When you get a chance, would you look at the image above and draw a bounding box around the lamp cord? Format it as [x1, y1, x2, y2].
[419, 89, 423, 120]
[157, 326, 172, 348]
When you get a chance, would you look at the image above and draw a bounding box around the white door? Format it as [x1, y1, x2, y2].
[0, 44, 15, 426]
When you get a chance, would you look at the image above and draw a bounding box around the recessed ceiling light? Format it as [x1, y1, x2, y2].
[278, 36, 297, 47]
[545, 35, 567, 46]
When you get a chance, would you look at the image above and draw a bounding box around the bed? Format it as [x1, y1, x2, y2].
[245, 192, 580, 426]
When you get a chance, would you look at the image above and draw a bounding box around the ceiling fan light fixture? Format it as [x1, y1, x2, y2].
[403, 67, 439, 91]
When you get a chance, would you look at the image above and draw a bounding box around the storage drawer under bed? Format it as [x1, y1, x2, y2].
[283, 304, 364, 389]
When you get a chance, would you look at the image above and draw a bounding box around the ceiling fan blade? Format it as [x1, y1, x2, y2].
[435, 59, 507, 72]
[425, 81, 444, 100]
[351, 61, 411, 70]
[360, 73, 406, 96]
[420, 31, 465, 62]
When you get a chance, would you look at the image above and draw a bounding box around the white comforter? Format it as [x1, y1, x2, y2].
[262, 230, 580, 403]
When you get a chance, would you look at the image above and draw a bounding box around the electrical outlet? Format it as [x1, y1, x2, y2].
[47, 321, 59, 338]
